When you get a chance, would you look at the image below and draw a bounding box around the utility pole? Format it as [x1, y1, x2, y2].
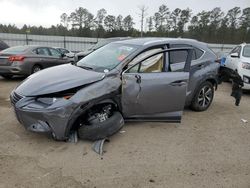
[25, 29, 30, 45]
[138, 5, 148, 37]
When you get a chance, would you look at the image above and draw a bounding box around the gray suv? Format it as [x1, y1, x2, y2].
[10, 38, 220, 141]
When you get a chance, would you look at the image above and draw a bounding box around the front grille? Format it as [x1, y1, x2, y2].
[11, 92, 23, 105]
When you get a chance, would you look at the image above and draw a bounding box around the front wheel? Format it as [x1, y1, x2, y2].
[190, 81, 214, 111]
[78, 111, 124, 141]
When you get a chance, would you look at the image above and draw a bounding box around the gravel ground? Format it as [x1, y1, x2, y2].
[0, 76, 250, 188]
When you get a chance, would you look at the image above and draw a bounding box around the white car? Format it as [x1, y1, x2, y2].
[225, 43, 250, 90]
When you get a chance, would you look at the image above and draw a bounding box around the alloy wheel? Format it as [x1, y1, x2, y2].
[197, 86, 213, 108]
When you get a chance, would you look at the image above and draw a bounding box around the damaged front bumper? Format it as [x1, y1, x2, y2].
[10, 91, 78, 140]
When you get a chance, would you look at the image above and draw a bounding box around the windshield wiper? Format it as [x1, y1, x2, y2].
[78, 65, 93, 70]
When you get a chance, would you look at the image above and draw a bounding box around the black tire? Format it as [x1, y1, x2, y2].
[190, 81, 214, 111]
[31, 65, 42, 74]
[1, 75, 13, 79]
[78, 111, 124, 141]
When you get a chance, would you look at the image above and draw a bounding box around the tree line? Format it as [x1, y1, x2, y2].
[0, 5, 249, 44]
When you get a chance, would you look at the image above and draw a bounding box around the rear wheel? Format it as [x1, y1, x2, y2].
[1, 75, 13, 79]
[31, 65, 42, 74]
[190, 81, 214, 111]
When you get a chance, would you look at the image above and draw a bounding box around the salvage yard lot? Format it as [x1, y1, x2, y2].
[0, 76, 250, 188]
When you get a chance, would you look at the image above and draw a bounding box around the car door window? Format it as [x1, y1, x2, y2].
[49, 48, 61, 58]
[36, 48, 50, 56]
[127, 48, 163, 73]
[230, 46, 240, 54]
[237, 46, 242, 55]
[139, 53, 164, 73]
[169, 50, 189, 72]
[169, 44, 204, 72]
[127, 52, 164, 73]
[58, 48, 69, 54]
[170, 44, 204, 60]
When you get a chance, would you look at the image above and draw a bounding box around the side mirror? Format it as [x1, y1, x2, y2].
[231, 52, 239, 58]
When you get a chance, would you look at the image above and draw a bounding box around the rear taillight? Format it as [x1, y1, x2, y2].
[8, 55, 25, 62]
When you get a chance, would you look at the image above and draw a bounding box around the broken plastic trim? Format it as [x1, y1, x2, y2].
[218, 66, 244, 106]
[92, 138, 110, 155]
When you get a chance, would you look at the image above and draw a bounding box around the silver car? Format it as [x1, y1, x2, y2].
[0, 45, 70, 79]
[10, 38, 220, 141]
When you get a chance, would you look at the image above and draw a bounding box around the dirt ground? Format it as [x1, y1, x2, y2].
[0, 76, 250, 188]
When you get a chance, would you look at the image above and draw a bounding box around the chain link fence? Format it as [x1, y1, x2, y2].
[0, 32, 236, 56]
[0, 33, 101, 52]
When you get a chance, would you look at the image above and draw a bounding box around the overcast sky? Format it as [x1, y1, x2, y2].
[0, 0, 249, 29]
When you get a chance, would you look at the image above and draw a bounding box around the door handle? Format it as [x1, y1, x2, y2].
[170, 80, 187, 86]
[135, 74, 141, 84]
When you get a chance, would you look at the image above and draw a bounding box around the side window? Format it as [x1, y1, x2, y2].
[127, 48, 163, 70]
[237, 46, 242, 55]
[230, 46, 240, 54]
[169, 50, 188, 72]
[60, 48, 69, 54]
[139, 53, 164, 73]
[169, 51, 188, 64]
[49, 48, 62, 58]
[127, 52, 164, 73]
[194, 48, 204, 59]
[170, 44, 204, 60]
[169, 44, 204, 72]
[36, 48, 50, 56]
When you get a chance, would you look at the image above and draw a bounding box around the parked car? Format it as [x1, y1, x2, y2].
[0, 40, 9, 51]
[0, 45, 70, 79]
[224, 43, 250, 90]
[10, 38, 220, 141]
[54, 47, 76, 62]
[75, 37, 131, 61]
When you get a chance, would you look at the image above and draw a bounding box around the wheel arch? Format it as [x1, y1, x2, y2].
[186, 76, 217, 106]
[64, 98, 120, 139]
[206, 77, 218, 90]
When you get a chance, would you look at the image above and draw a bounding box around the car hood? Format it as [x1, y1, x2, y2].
[15, 64, 105, 96]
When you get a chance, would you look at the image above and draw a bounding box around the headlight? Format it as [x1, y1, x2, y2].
[22, 95, 73, 110]
[37, 97, 61, 105]
[242, 62, 250, 70]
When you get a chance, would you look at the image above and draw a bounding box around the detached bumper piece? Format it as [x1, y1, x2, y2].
[218, 66, 244, 106]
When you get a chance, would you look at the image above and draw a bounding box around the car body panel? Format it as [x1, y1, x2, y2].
[122, 72, 189, 121]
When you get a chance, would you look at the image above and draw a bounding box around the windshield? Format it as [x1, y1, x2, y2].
[243, 45, 250, 57]
[1, 46, 30, 54]
[77, 43, 137, 72]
